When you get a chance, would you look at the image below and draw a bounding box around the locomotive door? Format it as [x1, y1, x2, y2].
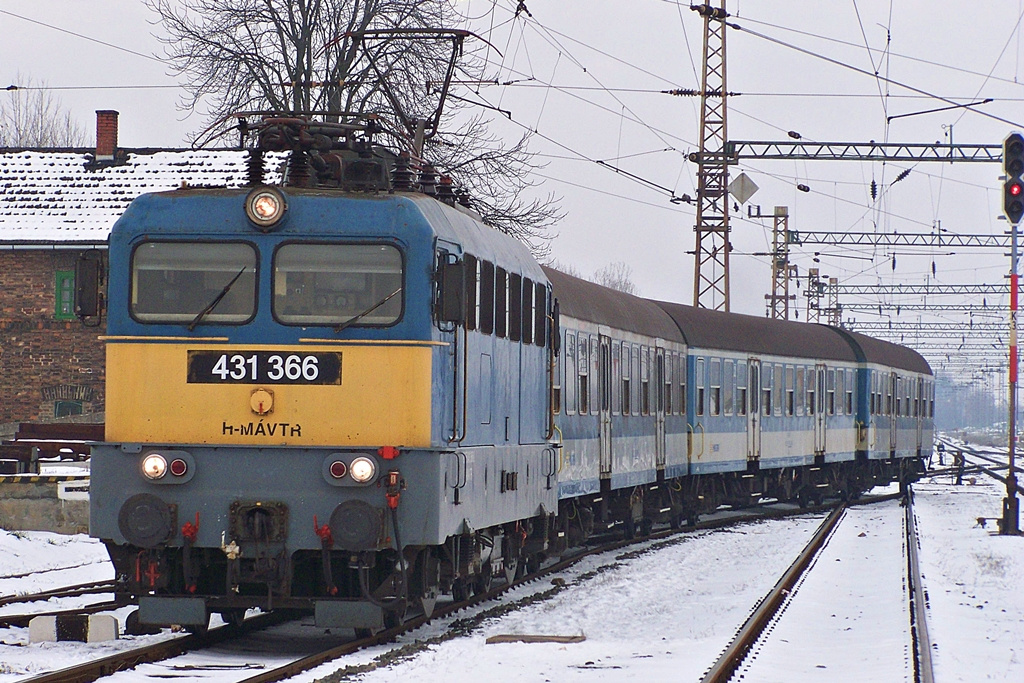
[747, 358, 761, 460]
[814, 364, 827, 453]
[655, 348, 666, 471]
[889, 372, 899, 453]
[599, 335, 613, 477]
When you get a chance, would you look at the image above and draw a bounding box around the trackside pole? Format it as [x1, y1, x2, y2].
[1005, 221, 1020, 534]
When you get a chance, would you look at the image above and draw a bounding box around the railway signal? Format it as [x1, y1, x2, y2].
[1003, 132, 1024, 225]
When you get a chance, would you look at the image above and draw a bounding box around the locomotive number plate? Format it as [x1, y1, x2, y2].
[187, 351, 342, 385]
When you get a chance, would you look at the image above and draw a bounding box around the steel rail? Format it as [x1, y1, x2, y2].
[698, 505, 847, 683]
[906, 488, 935, 683]
[0, 579, 117, 608]
[19, 493, 902, 683]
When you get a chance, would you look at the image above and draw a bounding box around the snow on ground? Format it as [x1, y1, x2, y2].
[1, 477, 1022, 682]
[736, 500, 913, 682]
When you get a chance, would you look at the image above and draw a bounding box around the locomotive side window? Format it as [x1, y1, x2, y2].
[553, 333, 562, 413]
[480, 260, 495, 334]
[131, 241, 256, 324]
[508, 273, 522, 342]
[465, 254, 478, 331]
[495, 267, 508, 338]
[521, 278, 533, 344]
[534, 283, 547, 347]
[273, 243, 402, 326]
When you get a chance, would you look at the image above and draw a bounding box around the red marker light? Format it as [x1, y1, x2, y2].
[169, 458, 188, 477]
[329, 461, 348, 479]
[1012, 183, 1023, 197]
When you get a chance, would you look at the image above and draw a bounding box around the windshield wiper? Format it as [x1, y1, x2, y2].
[334, 288, 402, 333]
[187, 266, 248, 331]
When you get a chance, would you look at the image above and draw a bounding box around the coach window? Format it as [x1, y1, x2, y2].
[760, 363, 771, 416]
[807, 370, 816, 416]
[621, 343, 632, 415]
[612, 342, 621, 415]
[577, 334, 589, 414]
[709, 358, 721, 416]
[772, 364, 783, 417]
[133, 241, 257, 324]
[795, 367, 805, 416]
[641, 348, 651, 415]
[553, 336, 562, 413]
[736, 362, 747, 417]
[534, 283, 547, 347]
[825, 369, 836, 415]
[521, 277, 533, 344]
[835, 370, 844, 415]
[696, 357, 706, 417]
[565, 332, 577, 414]
[678, 354, 687, 415]
[846, 370, 855, 414]
[785, 366, 795, 417]
[479, 260, 495, 334]
[665, 352, 675, 414]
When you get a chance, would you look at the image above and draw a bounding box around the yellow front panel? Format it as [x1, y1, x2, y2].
[105, 342, 433, 447]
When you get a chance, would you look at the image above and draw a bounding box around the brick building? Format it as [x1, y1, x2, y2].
[0, 112, 253, 425]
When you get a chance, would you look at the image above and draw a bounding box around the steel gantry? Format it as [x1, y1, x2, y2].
[726, 140, 1001, 163]
[848, 321, 1005, 334]
[691, 2, 731, 310]
[787, 230, 1010, 249]
[756, 206, 797, 319]
[833, 283, 1009, 296]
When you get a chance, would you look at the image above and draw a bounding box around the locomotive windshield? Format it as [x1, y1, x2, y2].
[273, 243, 403, 326]
[130, 242, 257, 324]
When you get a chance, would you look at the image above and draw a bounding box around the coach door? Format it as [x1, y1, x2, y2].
[747, 358, 761, 461]
[915, 378, 924, 454]
[814, 364, 827, 453]
[599, 335, 613, 477]
[655, 348, 667, 471]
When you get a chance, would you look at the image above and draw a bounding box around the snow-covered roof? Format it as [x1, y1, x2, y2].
[0, 149, 254, 245]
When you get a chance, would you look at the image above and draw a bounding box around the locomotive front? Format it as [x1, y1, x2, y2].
[88, 175, 458, 630]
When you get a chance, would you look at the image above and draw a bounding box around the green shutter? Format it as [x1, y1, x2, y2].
[55, 271, 75, 320]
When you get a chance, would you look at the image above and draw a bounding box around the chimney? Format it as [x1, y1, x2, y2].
[95, 110, 119, 160]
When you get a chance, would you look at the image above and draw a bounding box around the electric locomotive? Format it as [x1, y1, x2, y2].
[78, 117, 559, 631]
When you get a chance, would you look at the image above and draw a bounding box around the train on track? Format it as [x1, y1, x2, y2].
[75, 115, 934, 632]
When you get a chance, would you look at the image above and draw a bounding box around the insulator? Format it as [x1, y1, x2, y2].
[419, 164, 437, 196]
[797, 184, 810, 193]
[391, 153, 415, 191]
[893, 168, 911, 183]
[437, 176, 456, 205]
[286, 149, 311, 188]
[456, 189, 473, 208]
[870, 180, 877, 200]
[932, 261, 936, 276]
[891, 255, 896, 271]
[247, 149, 265, 187]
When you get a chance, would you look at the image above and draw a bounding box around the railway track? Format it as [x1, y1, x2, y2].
[933, 437, 1024, 496]
[17, 492, 900, 683]
[699, 488, 934, 683]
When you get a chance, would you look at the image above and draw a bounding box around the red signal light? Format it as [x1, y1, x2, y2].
[1012, 183, 1023, 197]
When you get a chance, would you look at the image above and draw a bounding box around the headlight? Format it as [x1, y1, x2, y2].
[349, 456, 377, 483]
[245, 186, 287, 230]
[142, 453, 168, 480]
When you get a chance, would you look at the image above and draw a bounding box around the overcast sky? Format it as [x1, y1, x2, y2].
[2, 0, 1021, 380]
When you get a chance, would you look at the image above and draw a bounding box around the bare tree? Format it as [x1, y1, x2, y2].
[593, 261, 638, 295]
[0, 74, 87, 147]
[145, 0, 558, 251]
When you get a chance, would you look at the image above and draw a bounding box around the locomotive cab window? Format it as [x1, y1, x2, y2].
[274, 243, 402, 326]
[131, 241, 257, 324]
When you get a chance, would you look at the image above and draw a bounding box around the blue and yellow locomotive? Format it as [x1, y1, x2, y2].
[78, 115, 933, 632]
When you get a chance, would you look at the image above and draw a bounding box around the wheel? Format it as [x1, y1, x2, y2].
[639, 518, 654, 536]
[220, 609, 246, 627]
[623, 516, 636, 540]
[473, 563, 493, 596]
[354, 627, 374, 640]
[451, 577, 469, 602]
[124, 608, 161, 636]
